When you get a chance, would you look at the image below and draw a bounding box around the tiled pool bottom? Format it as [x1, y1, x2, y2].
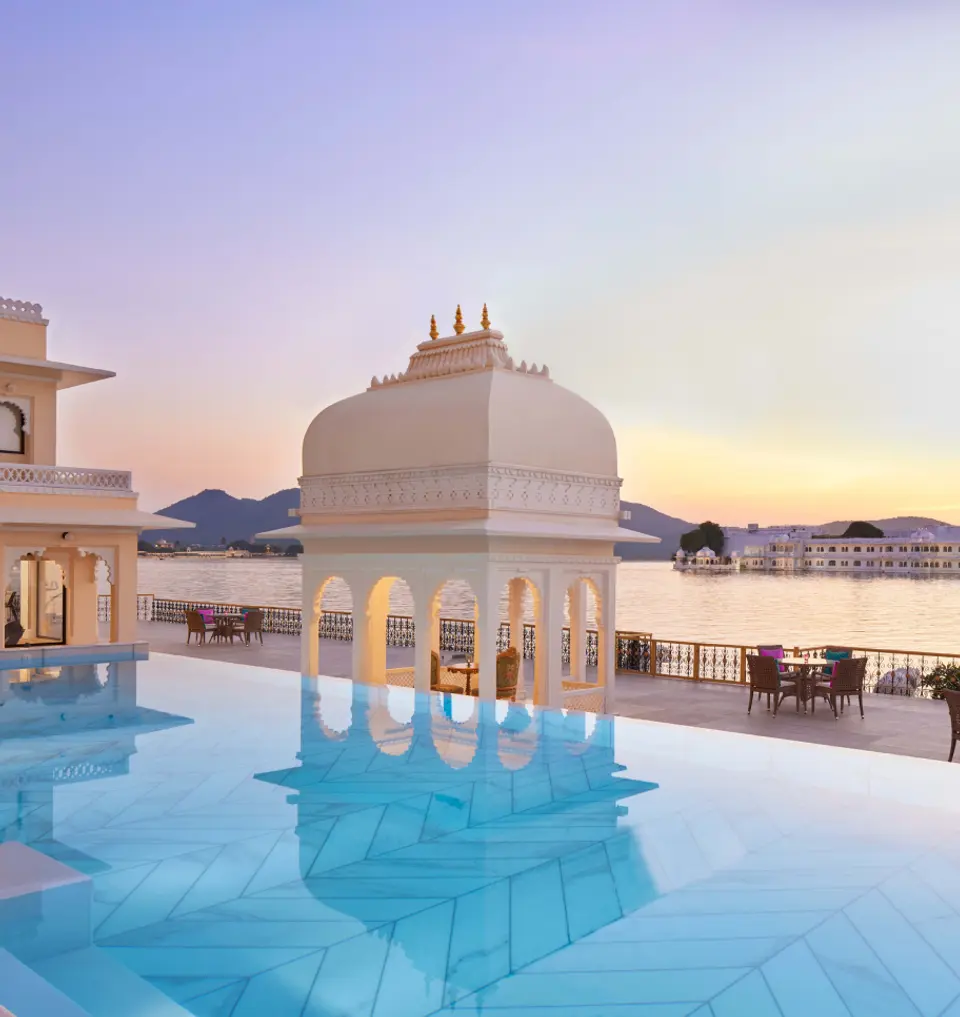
[2, 659, 960, 1017]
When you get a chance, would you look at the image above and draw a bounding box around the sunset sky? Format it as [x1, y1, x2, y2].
[3, 2, 960, 525]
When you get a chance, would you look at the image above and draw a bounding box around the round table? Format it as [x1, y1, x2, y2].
[780, 657, 829, 712]
[446, 664, 479, 695]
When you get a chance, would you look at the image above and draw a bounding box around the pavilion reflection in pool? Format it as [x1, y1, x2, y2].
[255, 680, 659, 1011]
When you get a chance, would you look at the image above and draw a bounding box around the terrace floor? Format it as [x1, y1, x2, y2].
[137, 619, 957, 765]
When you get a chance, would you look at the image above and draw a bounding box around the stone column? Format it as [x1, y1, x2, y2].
[70, 552, 100, 645]
[352, 577, 389, 685]
[300, 574, 321, 677]
[596, 569, 617, 711]
[412, 580, 436, 693]
[568, 580, 587, 681]
[475, 579, 500, 700]
[110, 541, 137, 643]
[508, 578, 525, 656]
[536, 570, 565, 708]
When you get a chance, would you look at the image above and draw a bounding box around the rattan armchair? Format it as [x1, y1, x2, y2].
[945, 690, 960, 762]
[431, 650, 462, 693]
[812, 656, 866, 719]
[746, 654, 799, 716]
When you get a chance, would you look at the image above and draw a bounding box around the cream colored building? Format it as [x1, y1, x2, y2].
[0, 296, 191, 650]
[261, 308, 656, 709]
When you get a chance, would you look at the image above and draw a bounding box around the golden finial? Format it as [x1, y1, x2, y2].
[429, 314, 439, 340]
[453, 304, 465, 335]
[481, 303, 490, 329]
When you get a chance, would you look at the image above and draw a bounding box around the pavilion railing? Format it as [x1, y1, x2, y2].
[120, 595, 957, 696]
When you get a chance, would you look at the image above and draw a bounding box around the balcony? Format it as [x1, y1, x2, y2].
[0, 464, 133, 495]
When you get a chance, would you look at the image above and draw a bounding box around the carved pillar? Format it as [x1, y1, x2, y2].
[568, 580, 587, 681]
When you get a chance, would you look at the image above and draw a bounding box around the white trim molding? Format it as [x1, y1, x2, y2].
[77, 546, 115, 582]
[300, 464, 621, 519]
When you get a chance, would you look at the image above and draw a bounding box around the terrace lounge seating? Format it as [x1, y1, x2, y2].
[945, 690, 960, 762]
[812, 655, 866, 719]
[185, 610, 212, 645]
[746, 654, 799, 716]
[822, 645, 854, 707]
[432, 650, 462, 694]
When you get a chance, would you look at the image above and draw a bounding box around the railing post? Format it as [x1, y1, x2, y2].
[739, 646, 747, 683]
[692, 643, 700, 681]
[648, 637, 657, 676]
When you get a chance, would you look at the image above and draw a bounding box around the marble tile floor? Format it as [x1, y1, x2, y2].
[137, 621, 958, 765]
[4, 658, 960, 1017]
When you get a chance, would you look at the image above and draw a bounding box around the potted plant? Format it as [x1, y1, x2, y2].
[919, 663, 960, 700]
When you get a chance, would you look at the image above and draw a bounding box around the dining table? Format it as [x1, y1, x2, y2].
[780, 657, 829, 712]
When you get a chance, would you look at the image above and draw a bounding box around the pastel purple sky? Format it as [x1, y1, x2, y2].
[3, 1, 960, 523]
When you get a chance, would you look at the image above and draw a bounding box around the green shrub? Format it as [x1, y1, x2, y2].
[919, 663, 960, 700]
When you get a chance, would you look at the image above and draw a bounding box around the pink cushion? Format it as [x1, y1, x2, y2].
[759, 647, 784, 659]
[198, 609, 214, 623]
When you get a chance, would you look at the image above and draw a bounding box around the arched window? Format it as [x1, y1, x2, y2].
[0, 402, 25, 454]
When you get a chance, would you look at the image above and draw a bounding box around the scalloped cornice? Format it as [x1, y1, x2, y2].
[0, 297, 47, 325]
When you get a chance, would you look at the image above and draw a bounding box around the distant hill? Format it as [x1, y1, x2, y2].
[616, 501, 693, 560]
[149, 488, 689, 559]
[149, 488, 299, 547]
[816, 516, 949, 536]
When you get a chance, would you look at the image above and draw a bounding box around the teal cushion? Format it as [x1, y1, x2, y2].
[823, 649, 850, 676]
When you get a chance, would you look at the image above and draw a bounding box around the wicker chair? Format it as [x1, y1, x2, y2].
[945, 690, 960, 762]
[756, 644, 789, 709]
[746, 654, 799, 716]
[812, 656, 866, 719]
[185, 610, 211, 645]
[243, 610, 264, 645]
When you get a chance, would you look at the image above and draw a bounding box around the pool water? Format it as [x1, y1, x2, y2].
[2, 655, 960, 1016]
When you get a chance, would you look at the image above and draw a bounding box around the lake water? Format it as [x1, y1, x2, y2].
[137, 557, 960, 652]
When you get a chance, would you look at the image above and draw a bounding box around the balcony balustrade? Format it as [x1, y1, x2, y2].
[0, 464, 133, 495]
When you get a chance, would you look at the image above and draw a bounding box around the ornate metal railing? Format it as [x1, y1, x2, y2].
[130, 596, 957, 695]
[97, 594, 154, 622]
[0, 464, 133, 493]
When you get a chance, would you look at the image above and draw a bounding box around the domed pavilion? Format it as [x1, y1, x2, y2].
[260, 307, 656, 708]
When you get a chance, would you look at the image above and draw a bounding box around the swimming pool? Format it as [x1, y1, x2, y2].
[2, 654, 960, 1016]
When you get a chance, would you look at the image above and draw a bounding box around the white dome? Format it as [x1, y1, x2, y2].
[696, 546, 716, 558]
[302, 329, 617, 479]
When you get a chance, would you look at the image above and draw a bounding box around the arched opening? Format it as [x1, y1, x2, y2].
[354, 575, 415, 687]
[565, 577, 600, 684]
[5, 554, 66, 648]
[429, 578, 479, 695]
[497, 577, 539, 702]
[302, 575, 353, 678]
[0, 401, 25, 454]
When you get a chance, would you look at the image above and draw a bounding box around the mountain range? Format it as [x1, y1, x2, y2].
[147, 490, 951, 559]
[147, 489, 694, 560]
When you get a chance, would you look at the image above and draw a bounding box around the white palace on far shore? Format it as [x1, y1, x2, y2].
[675, 522, 960, 575]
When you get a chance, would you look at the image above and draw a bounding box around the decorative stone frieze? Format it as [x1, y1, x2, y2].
[300, 464, 621, 518]
[0, 297, 47, 325]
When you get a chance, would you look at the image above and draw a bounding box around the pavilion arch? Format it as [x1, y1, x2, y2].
[301, 574, 354, 677]
[354, 574, 417, 687]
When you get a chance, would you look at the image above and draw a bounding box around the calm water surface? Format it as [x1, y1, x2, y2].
[137, 558, 960, 651]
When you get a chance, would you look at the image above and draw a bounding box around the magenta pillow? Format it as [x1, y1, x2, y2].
[198, 609, 214, 624]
